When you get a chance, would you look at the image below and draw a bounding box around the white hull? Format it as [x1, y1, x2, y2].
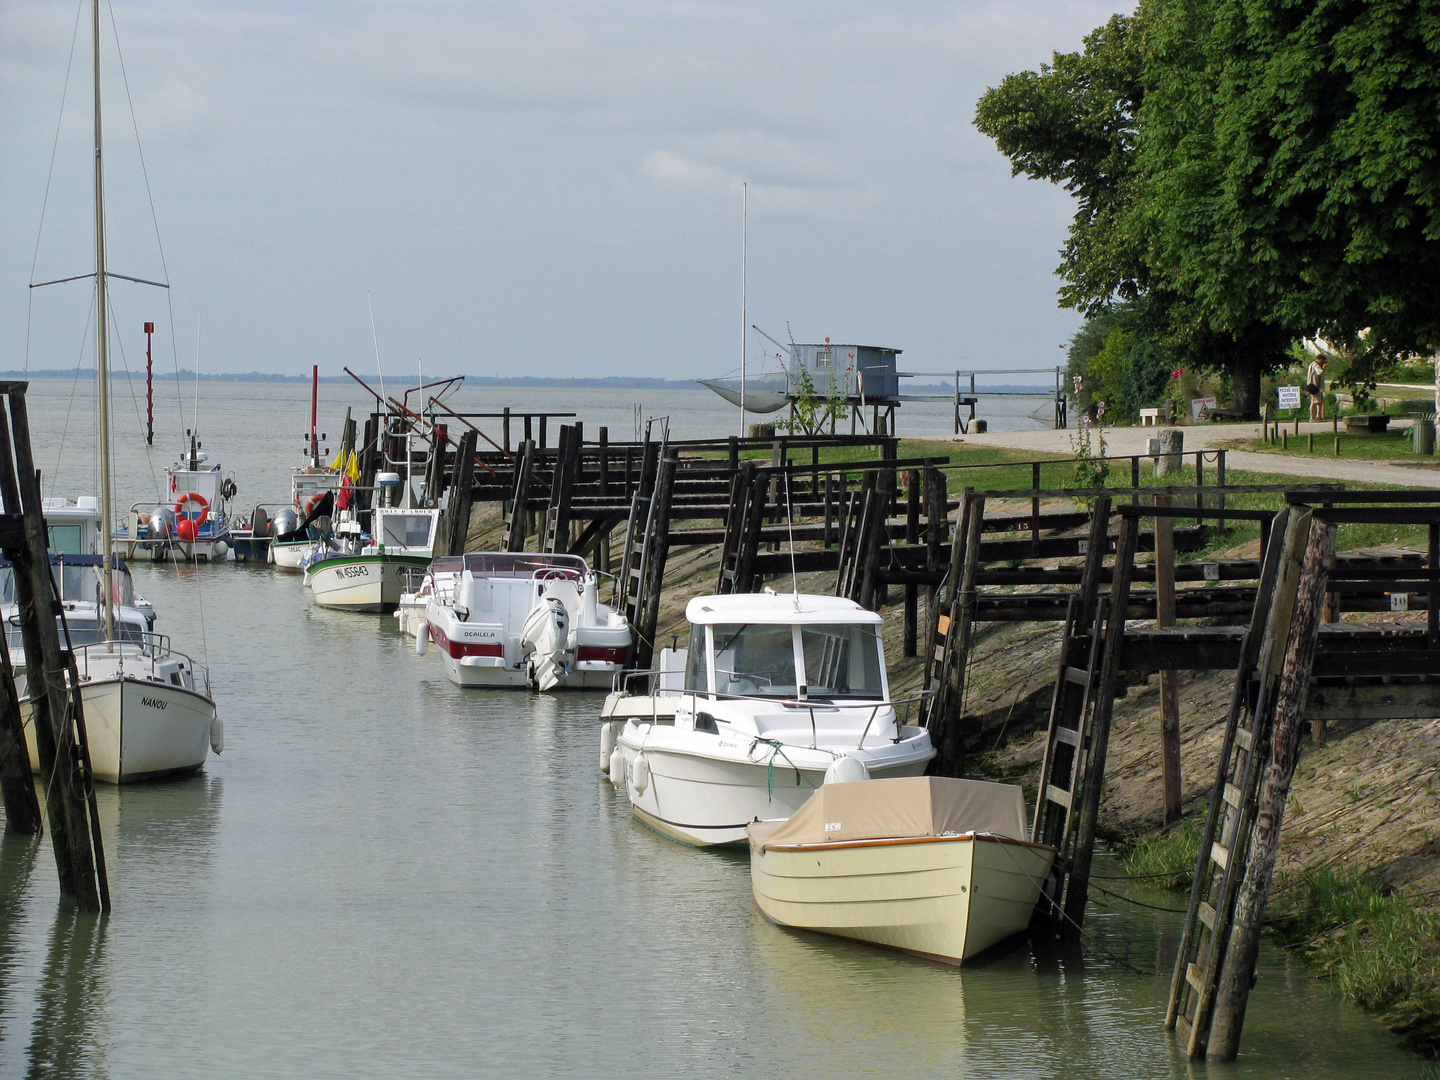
[749, 833, 1054, 964]
[305, 556, 423, 612]
[615, 733, 933, 847]
[24, 677, 215, 784]
[114, 537, 230, 563]
[271, 541, 310, 572]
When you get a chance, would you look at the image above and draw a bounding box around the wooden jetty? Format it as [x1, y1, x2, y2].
[348, 395, 1438, 1060]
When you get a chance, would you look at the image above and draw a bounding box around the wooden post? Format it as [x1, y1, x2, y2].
[446, 429, 478, 555]
[0, 390, 103, 907]
[632, 452, 678, 672]
[1155, 494, 1182, 824]
[504, 440, 535, 552]
[502, 407, 511, 453]
[1206, 514, 1336, 1062]
[903, 469, 920, 657]
[598, 427, 610, 497]
[932, 493, 985, 777]
[1031, 462, 1042, 557]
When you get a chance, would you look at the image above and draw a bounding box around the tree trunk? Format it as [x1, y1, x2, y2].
[1229, 354, 1262, 419]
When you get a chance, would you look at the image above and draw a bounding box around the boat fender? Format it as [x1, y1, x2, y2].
[600, 721, 616, 772]
[823, 755, 870, 785]
[608, 746, 626, 789]
[632, 753, 650, 796]
[209, 716, 225, 755]
[415, 623, 430, 656]
[213, 540, 229, 559]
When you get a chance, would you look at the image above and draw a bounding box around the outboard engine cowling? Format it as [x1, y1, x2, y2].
[150, 506, 175, 539]
[271, 507, 299, 538]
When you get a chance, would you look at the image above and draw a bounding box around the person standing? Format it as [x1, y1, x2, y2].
[1306, 353, 1328, 422]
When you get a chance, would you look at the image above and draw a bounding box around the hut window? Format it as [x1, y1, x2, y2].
[815, 349, 832, 367]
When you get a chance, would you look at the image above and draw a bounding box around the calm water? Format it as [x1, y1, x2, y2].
[0, 379, 1425, 1077]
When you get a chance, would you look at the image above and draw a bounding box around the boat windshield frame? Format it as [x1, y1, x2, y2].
[461, 552, 588, 579]
[701, 621, 888, 703]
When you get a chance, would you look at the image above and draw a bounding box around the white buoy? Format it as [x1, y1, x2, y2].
[213, 540, 229, 559]
[823, 755, 869, 785]
[209, 717, 225, 755]
[600, 722, 616, 772]
[632, 753, 650, 796]
[609, 746, 626, 789]
[415, 622, 430, 656]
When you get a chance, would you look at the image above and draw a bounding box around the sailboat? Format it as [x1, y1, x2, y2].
[16, 0, 221, 782]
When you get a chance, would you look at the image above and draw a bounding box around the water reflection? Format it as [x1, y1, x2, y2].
[25, 906, 108, 1080]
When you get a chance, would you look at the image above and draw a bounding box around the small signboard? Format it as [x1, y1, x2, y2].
[1191, 396, 1218, 420]
[1277, 385, 1302, 410]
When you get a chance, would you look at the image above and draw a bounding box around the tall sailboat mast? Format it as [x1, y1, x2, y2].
[739, 181, 747, 437]
[92, 0, 115, 643]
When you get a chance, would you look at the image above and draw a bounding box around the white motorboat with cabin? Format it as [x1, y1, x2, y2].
[395, 555, 460, 638]
[19, 3, 222, 783]
[113, 433, 237, 562]
[421, 552, 631, 690]
[304, 505, 444, 612]
[747, 775, 1056, 964]
[600, 592, 935, 846]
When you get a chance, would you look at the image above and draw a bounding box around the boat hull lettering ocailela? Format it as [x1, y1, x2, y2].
[607, 593, 936, 847]
[747, 776, 1056, 964]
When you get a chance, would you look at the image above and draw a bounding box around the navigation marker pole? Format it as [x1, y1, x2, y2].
[144, 321, 154, 445]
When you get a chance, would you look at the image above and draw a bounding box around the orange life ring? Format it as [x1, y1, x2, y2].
[173, 491, 210, 525]
[303, 492, 328, 516]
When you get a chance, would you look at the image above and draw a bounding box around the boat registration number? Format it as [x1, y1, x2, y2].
[338, 565, 370, 579]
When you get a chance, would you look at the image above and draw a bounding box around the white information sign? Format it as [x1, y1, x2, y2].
[1277, 385, 1302, 410]
[1191, 396, 1218, 420]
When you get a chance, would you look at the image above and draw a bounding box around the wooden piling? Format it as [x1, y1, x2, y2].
[504, 439, 536, 552]
[1155, 493, 1182, 824]
[1206, 514, 1336, 1062]
[0, 387, 104, 909]
[445, 428, 478, 555]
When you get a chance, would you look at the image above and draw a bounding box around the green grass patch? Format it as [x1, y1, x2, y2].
[1116, 818, 1202, 890]
[1270, 867, 1440, 1056]
[1223, 427, 1438, 462]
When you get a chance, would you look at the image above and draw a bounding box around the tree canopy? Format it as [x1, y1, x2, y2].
[976, 0, 1440, 417]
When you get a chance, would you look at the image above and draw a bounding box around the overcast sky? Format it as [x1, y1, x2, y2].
[1, 0, 1128, 381]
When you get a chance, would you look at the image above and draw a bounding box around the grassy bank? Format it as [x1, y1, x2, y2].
[1271, 869, 1440, 1056]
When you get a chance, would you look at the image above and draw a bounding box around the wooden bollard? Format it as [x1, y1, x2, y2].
[1206, 514, 1336, 1061]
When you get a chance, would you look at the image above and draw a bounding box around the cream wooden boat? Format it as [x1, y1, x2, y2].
[747, 776, 1055, 964]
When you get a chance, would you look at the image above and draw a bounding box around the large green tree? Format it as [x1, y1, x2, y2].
[976, 0, 1440, 418]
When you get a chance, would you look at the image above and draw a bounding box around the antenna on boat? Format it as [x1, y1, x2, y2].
[783, 471, 800, 610]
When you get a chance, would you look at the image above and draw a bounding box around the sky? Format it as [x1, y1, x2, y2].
[1, 0, 1129, 381]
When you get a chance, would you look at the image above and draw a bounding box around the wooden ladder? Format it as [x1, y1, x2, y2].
[1166, 505, 1306, 1056]
[1031, 496, 1119, 934]
[717, 461, 763, 593]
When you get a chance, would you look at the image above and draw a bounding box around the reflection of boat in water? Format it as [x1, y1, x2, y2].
[698, 372, 791, 414]
[747, 775, 1054, 964]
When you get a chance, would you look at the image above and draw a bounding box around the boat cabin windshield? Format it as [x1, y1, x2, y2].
[0, 561, 133, 606]
[704, 622, 885, 702]
[378, 511, 437, 552]
[5, 617, 146, 651]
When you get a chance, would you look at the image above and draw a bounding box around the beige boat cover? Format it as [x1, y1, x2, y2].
[749, 776, 1029, 849]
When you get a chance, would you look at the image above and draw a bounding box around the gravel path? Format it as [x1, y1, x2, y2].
[952, 420, 1440, 488]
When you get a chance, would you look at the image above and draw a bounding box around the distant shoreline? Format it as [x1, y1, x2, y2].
[3, 369, 1052, 395]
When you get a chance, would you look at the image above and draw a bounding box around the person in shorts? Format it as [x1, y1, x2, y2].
[1306, 354, 1327, 421]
